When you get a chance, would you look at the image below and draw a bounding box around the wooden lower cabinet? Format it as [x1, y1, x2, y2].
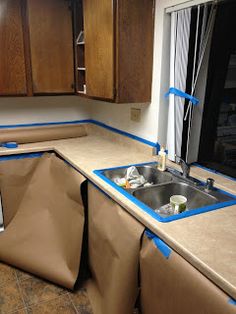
[86, 183, 144, 314]
[140, 232, 236, 314]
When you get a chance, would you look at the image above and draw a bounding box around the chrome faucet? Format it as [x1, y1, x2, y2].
[176, 157, 190, 178]
[205, 178, 215, 192]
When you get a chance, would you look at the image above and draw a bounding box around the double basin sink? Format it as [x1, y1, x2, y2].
[97, 163, 236, 222]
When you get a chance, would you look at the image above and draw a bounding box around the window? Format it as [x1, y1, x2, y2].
[166, 0, 236, 178]
[198, 0, 236, 178]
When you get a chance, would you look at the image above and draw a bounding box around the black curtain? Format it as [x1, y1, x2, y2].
[198, 0, 236, 162]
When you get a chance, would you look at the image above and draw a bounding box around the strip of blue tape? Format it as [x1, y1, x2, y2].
[229, 298, 236, 306]
[93, 163, 236, 223]
[0, 119, 91, 129]
[165, 87, 199, 105]
[0, 119, 160, 151]
[0, 152, 44, 162]
[193, 162, 236, 183]
[0, 142, 18, 149]
[145, 230, 171, 258]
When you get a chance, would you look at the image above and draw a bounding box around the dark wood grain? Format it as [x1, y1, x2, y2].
[0, 0, 27, 95]
[28, 0, 74, 94]
[83, 0, 114, 99]
[22, 0, 33, 96]
[116, 0, 155, 103]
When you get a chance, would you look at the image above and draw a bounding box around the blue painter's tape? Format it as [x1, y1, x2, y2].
[145, 229, 156, 239]
[89, 180, 113, 200]
[165, 87, 199, 105]
[193, 163, 236, 182]
[229, 298, 236, 306]
[153, 237, 171, 259]
[145, 230, 171, 258]
[0, 152, 44, 162]
[1, 142, 18, 149]
[0, 119, 160, 151]
[93, 163, 236, 223]
[0, 119, 91, 129]
[96, 161, 156, 173]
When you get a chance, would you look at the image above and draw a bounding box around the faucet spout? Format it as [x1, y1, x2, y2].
[176, 156, 190, 178]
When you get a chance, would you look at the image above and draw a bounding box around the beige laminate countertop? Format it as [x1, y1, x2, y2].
[0, 134, 236, 300]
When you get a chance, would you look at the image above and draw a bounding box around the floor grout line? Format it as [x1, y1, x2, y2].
[14, 270, 29, 314]
[26, 293, 69, 309]
[0, 263, 91, 314]
[67, 292, 79, 313]
[14, 269, 69, 311]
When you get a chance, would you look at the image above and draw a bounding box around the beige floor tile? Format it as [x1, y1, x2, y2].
[15, 269, 36, 282]
[69, 288, 93, 314]
[0, 280, 24, 313]
[19, 277, 67, 307]
[27, 295, 75, 314]
[0, 263, 16, 286]
[11, 309, 28, 314]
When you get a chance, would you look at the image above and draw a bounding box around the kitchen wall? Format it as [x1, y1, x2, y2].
[0, 0, 212, 145]
[0, 96, 91, 125]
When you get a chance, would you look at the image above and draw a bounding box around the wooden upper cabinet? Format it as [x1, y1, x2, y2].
[81, 0, 155, 103]
[0, 0, 27, 95]
[83, 0, 114, 100]
[27, 0, 74, 94]
[116, 0, 155, 103]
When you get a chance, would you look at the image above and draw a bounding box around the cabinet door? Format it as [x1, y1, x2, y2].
[83, 0, 114, 99]
[140, 233, 236, 314]
[0, 0, 27, 95]
[27, 0, 74, 94]
[86, 183, 144, 314]
[116, 0, 154, 103]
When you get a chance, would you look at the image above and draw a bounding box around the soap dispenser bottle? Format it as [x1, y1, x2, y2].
[157, 146, 167, 171]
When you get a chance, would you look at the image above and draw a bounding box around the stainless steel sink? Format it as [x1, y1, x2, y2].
[132, 181, 233, 217]
[132, 182, 215, 210]
[96, 163, 236, 222]
[102, 165, 173, 188]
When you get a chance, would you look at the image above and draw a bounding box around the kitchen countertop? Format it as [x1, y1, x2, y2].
[0, 132, 236, 300]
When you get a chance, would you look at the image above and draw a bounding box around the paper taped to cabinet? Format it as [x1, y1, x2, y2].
[0, 153, 86, 289]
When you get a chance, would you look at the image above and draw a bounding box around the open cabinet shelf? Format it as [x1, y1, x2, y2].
[73, 0, 86, 95]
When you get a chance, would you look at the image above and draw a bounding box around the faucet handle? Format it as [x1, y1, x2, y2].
[205, 178, 215, 191]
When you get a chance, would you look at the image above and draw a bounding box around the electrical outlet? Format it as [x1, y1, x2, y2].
[130, 108, 141, 122]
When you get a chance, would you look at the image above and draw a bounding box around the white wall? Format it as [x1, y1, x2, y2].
[0, 96, 91, 125]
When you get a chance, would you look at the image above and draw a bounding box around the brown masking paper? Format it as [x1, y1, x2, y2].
[0, 124, 87, 144]
[140, 234, 236, 314]
[85, 183, 145, 314]
[0, 153, 85, 289]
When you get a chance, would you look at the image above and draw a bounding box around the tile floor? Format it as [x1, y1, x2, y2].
[0, 262, 93, 314]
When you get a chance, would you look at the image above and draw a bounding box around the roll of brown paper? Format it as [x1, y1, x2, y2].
[0, 124, 87, 144]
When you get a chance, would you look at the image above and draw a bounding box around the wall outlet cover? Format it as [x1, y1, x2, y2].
[130, 108, 141, 122]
